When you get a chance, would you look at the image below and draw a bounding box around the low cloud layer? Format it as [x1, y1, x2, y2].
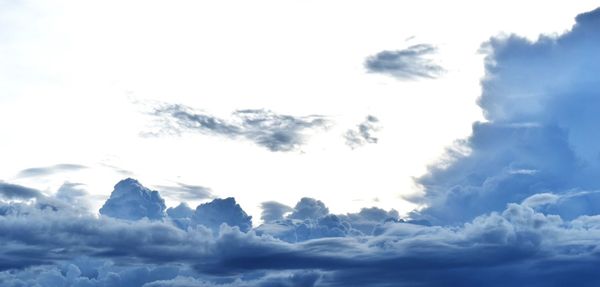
[150, 104, 328, 152]
[365, 44, 445, 80]
[3, 180, 600, 286]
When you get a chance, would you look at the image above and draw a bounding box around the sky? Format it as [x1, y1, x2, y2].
[2, 1, 600, 286]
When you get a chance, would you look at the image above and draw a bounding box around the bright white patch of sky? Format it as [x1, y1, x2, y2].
[1, 0, 598, 220]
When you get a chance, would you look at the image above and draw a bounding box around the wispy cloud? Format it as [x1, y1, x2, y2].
[155, 182, 214, 201]
[149, 104, 329, 152]
[344, 115, 380, 149]
[365, 44, 445, 79]
[16, 164, 87, 178]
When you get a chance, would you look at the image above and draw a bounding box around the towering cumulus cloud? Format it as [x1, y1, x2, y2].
[2, 7, 600, 287]
[100, 178, 167, 220]
[413, 7, 600, 225]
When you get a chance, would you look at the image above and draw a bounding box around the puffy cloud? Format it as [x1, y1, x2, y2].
[99, 178, 166, 220]
[16, 163, 87, 178]
[365, 44, 445, 80]
[260, 201, 293, 223]
[150, 104, 329, 152]
[344, 115, 380, 149]
[413, 7, 600, 225]
[288, 197, 329, 220]
[192, 197, 253, 233]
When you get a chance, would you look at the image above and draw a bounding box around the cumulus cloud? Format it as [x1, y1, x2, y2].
[5, 195, 600, 286]
[344, 115, 380, 149]
[192, 197, 253, 233]
[365, 44, 445, 79]
[3, 7, 600, 287]
[260, 201, 293, 223]
[412, 7, 600, 225]
[150, 104, 329, 152]
[99, 178, 167, 220]
[16, 163, 87, 178]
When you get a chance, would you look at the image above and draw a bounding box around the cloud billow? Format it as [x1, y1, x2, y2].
[3, 7, 600, 287]
[151, 104, 328, 152]
[412, 7, 600, 225]
[365, 44, 445, 80]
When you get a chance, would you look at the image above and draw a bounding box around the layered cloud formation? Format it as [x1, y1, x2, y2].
[2, 6, 600, 287]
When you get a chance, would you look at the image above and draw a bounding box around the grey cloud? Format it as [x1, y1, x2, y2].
[156, 183, 214, 201]
[365, 44, 445, 80]
[151, 104, 329, 152]
[17, 164, 87, 178]
[260, 201, 293, 223]
[344, 115, 380, 149]
[0, 181, 43, 200]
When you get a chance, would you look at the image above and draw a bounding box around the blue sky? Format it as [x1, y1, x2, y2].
[2, 1, 600, 286]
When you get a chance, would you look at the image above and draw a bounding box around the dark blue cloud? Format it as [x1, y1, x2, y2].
[151, 104, 329, 152]
[99, 178, 167, 221]
[344, 115, 380, 149]
[192, 197, 253, 233]
[412, 7, 600, 225]
[17, 163, 87, 178]
[365, 44, 445, 79]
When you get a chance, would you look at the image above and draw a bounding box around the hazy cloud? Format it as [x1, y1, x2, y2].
[365, 44, 445, 79]
[344, 115, 380, 149]
[0, 181, 43, 200]
[150, 104, 329, 152]
[17, 164, 87, 178]
[156, 183, 214, 201]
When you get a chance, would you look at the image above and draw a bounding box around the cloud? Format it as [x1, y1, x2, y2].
[0, 181, 44, 200]
[3, 7, 600, 287]
[150, 104, 329, 152]
[16, 164, 87, 178]
[344, 115, 380, 149]
[3, 183, 600, 285]
[412, 7, 600, 225]
[288, 197, 329, 220]
[192, 197, 253, 233]
[155, 183, 214, 201]
[260, 201, 293, 223]
[365, 44, 445, 79]
[99, 178, 167, 220]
